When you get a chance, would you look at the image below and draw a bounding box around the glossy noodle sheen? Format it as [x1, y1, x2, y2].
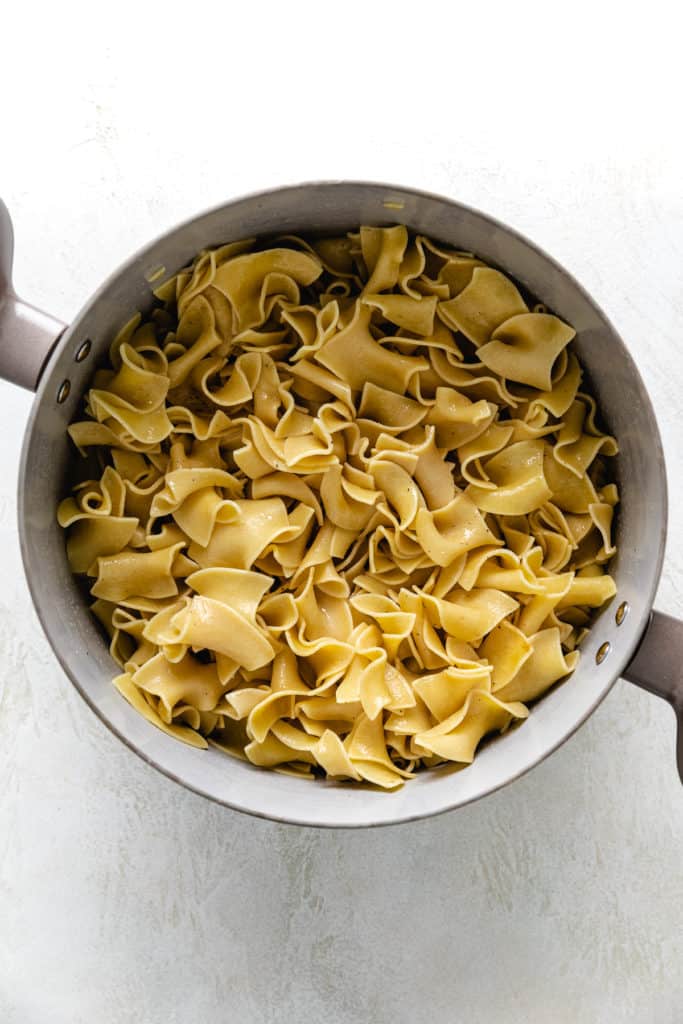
[58, 227, 618, 788]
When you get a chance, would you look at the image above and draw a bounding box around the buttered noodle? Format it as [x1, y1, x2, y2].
[58, 226, 618, 788]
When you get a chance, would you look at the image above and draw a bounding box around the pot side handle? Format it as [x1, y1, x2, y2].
[623, 610, 683, 783]
[0, 200, 66, 391]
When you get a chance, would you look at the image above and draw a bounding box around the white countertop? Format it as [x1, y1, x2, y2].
[2, 5, 683, 1022]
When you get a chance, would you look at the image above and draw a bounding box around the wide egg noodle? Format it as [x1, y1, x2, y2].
[59, 225, 619, 788]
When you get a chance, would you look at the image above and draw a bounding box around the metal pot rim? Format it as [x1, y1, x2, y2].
[16, 181, 669, 826]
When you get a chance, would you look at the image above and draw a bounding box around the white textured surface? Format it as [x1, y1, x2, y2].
[2, 5, 683, 1022]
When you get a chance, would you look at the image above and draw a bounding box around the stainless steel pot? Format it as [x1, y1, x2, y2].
[1, 182, 680, 828]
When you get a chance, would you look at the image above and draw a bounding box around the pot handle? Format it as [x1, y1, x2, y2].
[623, 610, 683, 782]
[0, 200, 66, 391]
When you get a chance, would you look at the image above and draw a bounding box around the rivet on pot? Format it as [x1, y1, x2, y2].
[75, 339, 92, 362]
[615, 601, 629, 626]
[596, 641, 611, 665]
[57, 380, 71, 404]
